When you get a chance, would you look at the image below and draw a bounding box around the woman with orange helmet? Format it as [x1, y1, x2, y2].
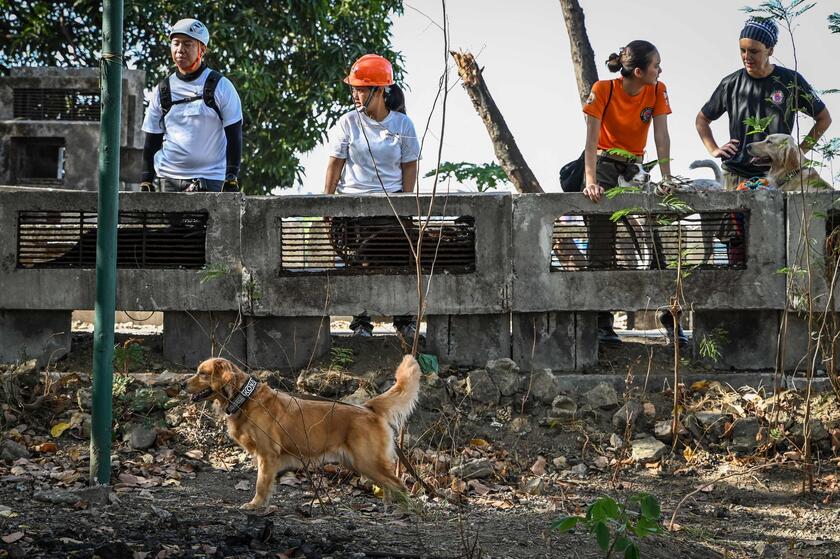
[324, 54, 421, 340]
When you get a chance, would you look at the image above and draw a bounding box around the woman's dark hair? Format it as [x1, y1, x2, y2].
[605, 40, 658, 78]
[384, 84, 406, 114]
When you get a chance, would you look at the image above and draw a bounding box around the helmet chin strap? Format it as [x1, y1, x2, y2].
[358, 86, 379, 114]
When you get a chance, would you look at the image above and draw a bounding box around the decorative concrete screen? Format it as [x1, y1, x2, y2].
[513, 191, 786, 312]
[0, 187, 241, 311]
[242, 193, 511, 317]
[550, 211, 740, 271]
[278, 215, 476, 275]
[13, 88, 100, 121]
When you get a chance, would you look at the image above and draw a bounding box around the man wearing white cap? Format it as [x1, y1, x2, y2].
[140, 18, 243, 192]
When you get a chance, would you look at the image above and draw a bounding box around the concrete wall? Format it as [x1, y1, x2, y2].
[512, 191, 786, 312]
[0, 187, 242, 311]
[0, 67, 145, 190]
[241, 193, 512, 317]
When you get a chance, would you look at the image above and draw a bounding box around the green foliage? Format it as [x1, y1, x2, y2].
[658, 194, 693, 214]
[604, 186, 642, 199]
[742, 0, 816, 21]
[552, 493, 665, 558]
[743, 115, 776, 136]
[424, 161, 510, 192]
[699, 328, 728, 363]
[610, 207, 643, 223]
[605, 148, 638, 161]
[814, 137, 840, 160]
[0, 0, 404, 194]
[830, 12, 840, 33]
[329, 347, 354, 370]
[113, 339, 143, 375]
[112, 373, 132, 398]
[199, 263, 230, 284]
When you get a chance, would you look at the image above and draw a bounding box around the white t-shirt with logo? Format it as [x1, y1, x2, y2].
[329, 110, 420, 194]
[141, 68, 243, 181]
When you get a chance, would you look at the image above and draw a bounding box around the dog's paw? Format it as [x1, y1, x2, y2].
[239, 501, 263, 511]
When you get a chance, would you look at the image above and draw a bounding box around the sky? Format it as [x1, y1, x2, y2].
[293, 0, 839, 194]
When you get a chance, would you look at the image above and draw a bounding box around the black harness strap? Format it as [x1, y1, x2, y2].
[158, 69, 224, 129]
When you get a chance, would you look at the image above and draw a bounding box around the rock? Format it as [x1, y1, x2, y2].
[0, 440, 30, 463]
[126, 425, 157, 450]
[70, 412, 92, 437]
[76, 388, 92, 411]
[530, 456, 547, 476]
[93, 541, 133, 559]
[643, 402, 656, 419]
[552, 456, 568, 470]
[449, 458, 494, 480]
[485, 358, 521, 396]
[529, 369, 562, 404]
[296, 370, 361, 398]
[790, 419, 831, 444]
[521, 477, 545, 495]
[466, 369, 501, 405]
[570, 463, 588, 477]
[550, 395, 577, 420]
[584, 382, 619, 410]
[654, 419, 675, 442]
[694, 411, 728, 440]
[419, 374, 446, 411]
[730, 417, 762, 454]
[631, 435, 668, 463]
[340, 386, 372, 405]
[128, 387, 169, 413]
[165, 409, 182, 427]
[509, 417, 531, 434]
[609, 433, 624, 449]
[12, 360, 40, 387]
[612, 400, 644, 432]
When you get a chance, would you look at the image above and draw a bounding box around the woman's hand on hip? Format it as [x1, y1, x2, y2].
[583, 183, 605, 203]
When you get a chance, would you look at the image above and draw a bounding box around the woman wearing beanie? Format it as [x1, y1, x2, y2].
[696, 16, 832, 190]
[580, 40, 681, 347]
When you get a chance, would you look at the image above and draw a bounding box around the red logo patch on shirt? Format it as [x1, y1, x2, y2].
[640, 107, 654, 123]
[770, 90, 785, 106]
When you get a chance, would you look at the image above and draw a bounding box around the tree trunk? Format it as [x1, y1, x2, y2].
[450, 51, 543, 194]
[558, 0, 599, 104]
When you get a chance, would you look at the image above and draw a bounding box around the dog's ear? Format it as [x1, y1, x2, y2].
[642, 160, 658, 173]
[211, 359, 236, 401]
[782, 143, 802, 172]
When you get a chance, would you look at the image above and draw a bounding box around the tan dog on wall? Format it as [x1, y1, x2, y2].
[747, 133, 830, 191]
[184, 355, 421, 509]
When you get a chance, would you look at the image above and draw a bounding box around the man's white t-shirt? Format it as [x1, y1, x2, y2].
[329, 110, 420, 194]
[141, 68, 243, 181]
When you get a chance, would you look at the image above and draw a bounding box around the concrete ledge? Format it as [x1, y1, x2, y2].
[511, 312, 597, 371]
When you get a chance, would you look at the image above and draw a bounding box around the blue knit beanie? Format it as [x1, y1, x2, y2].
[740, 17, 778, 47]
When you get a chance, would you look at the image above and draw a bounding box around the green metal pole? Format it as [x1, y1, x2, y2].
[90, 0, 123, 486]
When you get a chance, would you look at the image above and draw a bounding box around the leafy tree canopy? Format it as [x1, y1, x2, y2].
[0, 0, 404, 194]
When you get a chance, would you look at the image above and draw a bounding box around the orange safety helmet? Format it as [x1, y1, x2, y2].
[343, 54, 394, 87]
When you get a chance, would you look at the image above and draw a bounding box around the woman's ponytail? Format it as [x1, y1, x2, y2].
[384, 84, 406, 114]
[604, 41, 658, 78]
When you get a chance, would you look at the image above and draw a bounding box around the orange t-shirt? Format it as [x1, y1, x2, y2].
[582, 78, 671, 157]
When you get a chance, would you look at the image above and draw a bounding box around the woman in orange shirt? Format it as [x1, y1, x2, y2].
[580, 40, 685, 347]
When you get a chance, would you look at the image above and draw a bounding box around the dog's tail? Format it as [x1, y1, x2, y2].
[689, 159, 723, 183]
[364, 355, 421, 429]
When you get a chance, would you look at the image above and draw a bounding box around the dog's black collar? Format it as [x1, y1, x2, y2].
[225, 377, 259, 415]
[778, 168, 802, 186]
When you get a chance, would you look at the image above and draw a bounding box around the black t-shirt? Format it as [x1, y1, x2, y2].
[701, 66, 826, 178]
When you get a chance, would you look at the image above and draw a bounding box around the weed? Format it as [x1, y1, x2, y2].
[113, 338, 143, 375]
[552, 493, 665, 558]
[199, 263, 230, 284]
[698, 328, 728, 363]
[329, 347, 355, 370]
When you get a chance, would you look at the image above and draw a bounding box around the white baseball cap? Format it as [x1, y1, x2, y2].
[169, 18, 210, 45]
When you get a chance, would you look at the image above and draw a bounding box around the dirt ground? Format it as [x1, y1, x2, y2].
[1, 326, 839, 559]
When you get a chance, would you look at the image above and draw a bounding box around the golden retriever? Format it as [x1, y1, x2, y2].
[747, 133, 830, 191]
[184, 355, 420, 509]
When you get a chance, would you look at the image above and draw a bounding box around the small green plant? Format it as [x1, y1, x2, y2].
[830, 12, 840, 34]
[424, 161, 510, 192]
[552, 493, 665, 559]
[329, 347, 355, 370]
[698, 327, 728, 363]
[605, 186, 642, 199]
[605, 147, 637, 160]
[113, 373, 132, 398]
[199, 263, 230, 284]
[113, 338, 143, 375]
[610, 207, 644, 223]
[743, 115, 776, 136]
